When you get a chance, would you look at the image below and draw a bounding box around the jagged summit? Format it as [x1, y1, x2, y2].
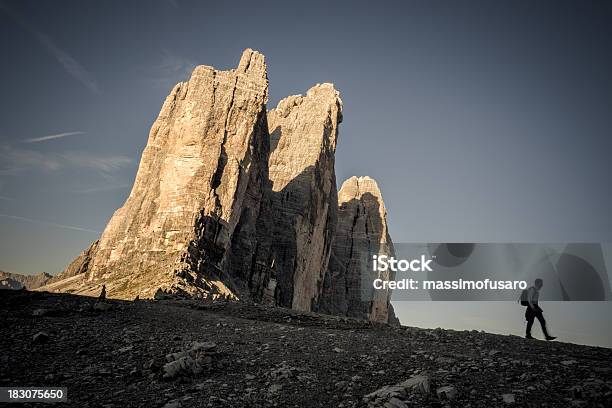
[214, 81, 343, 310]
[271, 82, 342, 113]
[235, 48, 267, 78]
[38, 50, 394, 324]
[221, 81, 343, 311]
[338, 176, 385, 202]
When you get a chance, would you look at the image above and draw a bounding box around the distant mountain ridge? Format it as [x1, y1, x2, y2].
[0, 271, 52, 290]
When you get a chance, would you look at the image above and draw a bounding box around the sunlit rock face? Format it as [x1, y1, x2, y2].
[39, 51, 394, 323]
[42, 49, 270, 300]
[318, 176, 396, 323]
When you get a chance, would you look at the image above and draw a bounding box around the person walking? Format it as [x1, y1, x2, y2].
[524, 278, 556, 341]
[98, 284, 107, 301]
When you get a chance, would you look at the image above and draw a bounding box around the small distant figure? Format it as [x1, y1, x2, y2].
[98, 284, 107, 301]
[520, 279, 556, 341]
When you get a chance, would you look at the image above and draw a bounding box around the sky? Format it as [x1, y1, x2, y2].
[1, 0, 611, 346]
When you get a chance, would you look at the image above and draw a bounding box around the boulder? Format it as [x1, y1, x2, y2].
[32, 331, 49, 344]
[436, 385, 458, 400]
[363, 374, 431, 407]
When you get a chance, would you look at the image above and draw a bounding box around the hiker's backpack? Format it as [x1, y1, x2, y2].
[519, 288, 529, 306]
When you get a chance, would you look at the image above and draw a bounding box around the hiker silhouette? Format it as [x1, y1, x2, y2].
[521, 279, 556, 341]
[98, 284, 106, 301]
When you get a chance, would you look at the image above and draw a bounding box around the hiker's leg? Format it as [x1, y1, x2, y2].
[525, 309, 535, 337]
[535, 310, 549, 338]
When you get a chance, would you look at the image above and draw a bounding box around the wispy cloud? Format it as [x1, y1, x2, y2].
[24, 131, 86, 143]
[0, 213, 100, 233]
[0, 2, 100, 94]
[0, 146, 61, 173]
[0, 145, 133, 176]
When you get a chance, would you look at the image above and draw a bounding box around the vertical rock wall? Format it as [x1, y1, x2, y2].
[224, 84, 343, 311]
[319, 176, 396, 323]
[46, 49, 270, 299]
[264, 84, 342, 311]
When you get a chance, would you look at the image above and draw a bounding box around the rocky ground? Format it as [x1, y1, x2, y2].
[1, 291, 611, 407]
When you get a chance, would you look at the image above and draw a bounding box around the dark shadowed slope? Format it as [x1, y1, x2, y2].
[1, 291, 611, 407]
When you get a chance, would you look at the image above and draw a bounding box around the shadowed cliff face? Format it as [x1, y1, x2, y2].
[262, 84, 342, 311]
[222, 164, 335, 308]
[223, 84, 343, 311]
[319, 176, 396, 323]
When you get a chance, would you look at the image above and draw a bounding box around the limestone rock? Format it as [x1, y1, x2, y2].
[502, 393, 516, 404]
[363, 374, 431, 407]
[32, 331, 50, 344]
[436, 385, 458, 400]
[39, 49, 270, 300]
[318, 176, 395, 323]
[32, 308, 51, 316]
[222, 84, 342, 310]
[233, 84, 342, 311]
[387, 303, 400, 326]
[51, 240, 99, 283]
[163, 341, 217, 379]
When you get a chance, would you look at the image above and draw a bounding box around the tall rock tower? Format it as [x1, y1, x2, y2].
[44, 49, 270, 299]
[265, 84, 342, 311]
[225, 84, 343, 311]
[319, 176, 397, 323]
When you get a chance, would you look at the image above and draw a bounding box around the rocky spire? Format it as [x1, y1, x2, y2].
[224, 83, 343, 310]
[265, 84, 342, 311]
[318, 176, 397, 323]
[43, 49, 270, 300]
